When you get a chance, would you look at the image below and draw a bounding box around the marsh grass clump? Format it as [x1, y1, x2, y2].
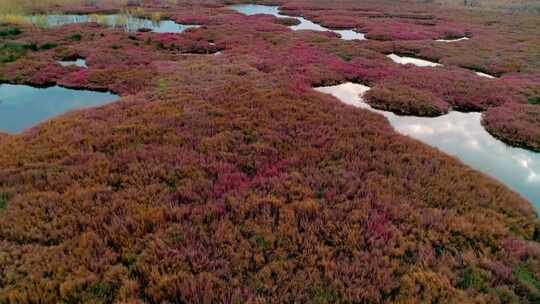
[150, 11, 162, 22]
[0, 193, 7, 211]
[67, 33, 82, 41]
[0, 26, 21, 37]
[0, 14, 32, 26]
[275, 17, 301, 26]
[364, 84, 450, 116]
[40, 42, 58, 50]
[0, 42, 32, 63]
[458, 267, 489, 291]
[513, 266, 540, 300]
[529, 97, 540, 105]
[0, 40, 56, 64]
[157, 78, 168, 95]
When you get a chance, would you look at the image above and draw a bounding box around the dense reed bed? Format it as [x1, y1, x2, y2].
[0, 0, 539, 302]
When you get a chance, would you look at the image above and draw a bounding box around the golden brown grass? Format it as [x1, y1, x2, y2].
[0, 14, 32, 25]
[423, 0, 540, 13]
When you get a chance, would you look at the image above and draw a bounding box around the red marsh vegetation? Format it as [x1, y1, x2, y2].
[483, 103, 540, 152]
[0, 0, 539, 303]
[364, 83, 450, 116]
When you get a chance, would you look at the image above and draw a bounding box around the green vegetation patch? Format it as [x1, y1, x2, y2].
[39, 42, 57, 50]
[528, 97, 540, 105]
[0, 41, 58, 63]
[534, 227, 540, 242]
[310, 284, 341, 304]
[458, 267, 488, 291]
[0, 42, 31, 63]
[67, 33, 82, 41]
[88, 282, 115, 302]
[0, 193, 8, 211]
[494, 286, 520, 303]
[0, 26, 21, 37]
[513, 266, 540, 294]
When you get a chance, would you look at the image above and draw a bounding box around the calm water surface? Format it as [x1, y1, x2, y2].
[0, 84, 118, 133]
[229, 4, 366, 40]
[387, 54, 497, 79]
[475, 71, 496, 79]
[231, 5, 472, 43]
[315, 82, 540, 210]
[58, 58, 87, 67]
[436, 37, 469, 42]
[387, 54, 441, 67]
[29, 14, 199, 33]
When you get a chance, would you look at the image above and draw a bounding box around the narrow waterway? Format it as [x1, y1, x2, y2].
[230, 4, 366, 40]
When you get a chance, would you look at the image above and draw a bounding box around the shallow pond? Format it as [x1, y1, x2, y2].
[315, 82, 540, 210]
[29, 14, 199, 33]
[229, 4, 366, 40]
[58, 58, 87, 67]
[0, 84, 118, 133]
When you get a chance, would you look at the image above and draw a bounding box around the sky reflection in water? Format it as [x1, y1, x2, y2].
[230, 4, 366, 40]
[0, 84, 118, 133]
[30, 14, 199, 33]
[315, 82, 540, 210]
[58, 58, 87, 68]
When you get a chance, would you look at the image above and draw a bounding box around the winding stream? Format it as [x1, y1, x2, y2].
[0, 84, 118, 133]
[230, 4, 366, 40]
[315, 82, 540, 210]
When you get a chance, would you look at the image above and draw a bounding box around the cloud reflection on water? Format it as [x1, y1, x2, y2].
[315, 82, 540, 209]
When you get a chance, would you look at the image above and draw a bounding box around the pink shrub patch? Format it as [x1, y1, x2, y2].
[483, 103, 540, 152]
[365, 84, 450, 116]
